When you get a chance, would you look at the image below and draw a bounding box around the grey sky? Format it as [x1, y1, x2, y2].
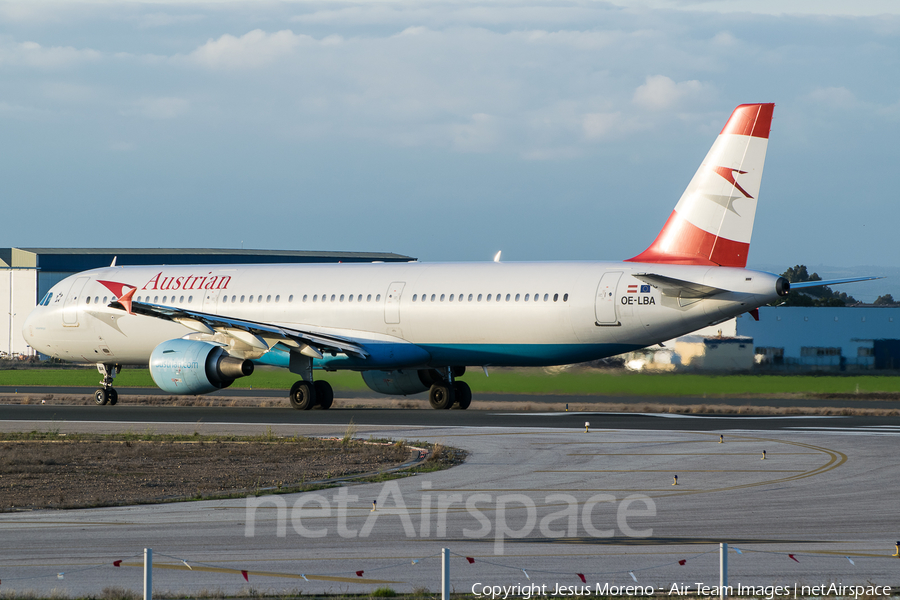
[1, 1, 897, 301]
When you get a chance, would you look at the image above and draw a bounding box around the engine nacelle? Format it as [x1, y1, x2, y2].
[149, 339, 254, 395]
[361, 369, 433, 396]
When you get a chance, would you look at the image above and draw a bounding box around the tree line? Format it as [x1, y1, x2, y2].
[776, 265, 895, 307]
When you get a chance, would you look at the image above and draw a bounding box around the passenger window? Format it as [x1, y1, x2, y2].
[487, 294, 492, 301]
[267, 295, 272, 302]
[331, 294, 336, 302]
[222, 296, 228, 303]
[505, 294, 511, 301]
[258, 295, 262, 303]
[153, 296, 158, 303]
[431, 294, 436, 302]
[275, 295, 280, 302]
[313, 295, 318, 302]
[524, 294, 529, 301]
[440, 294, 445, 302]
[367, 294, 372, 301]
[477, 294, 482, 302]
[449, 294, 455, 301]
[86, 296, 91, 304]
[240, 295, 245, 303]
[249, 295, 254, 303]
[553, 293, 559, 302]
[515, 294, 520, 301]
[230, 295, 235, 302]
[376, 294, 381, 301]
[413, 294, 418, 301]
[468, 294, 473, 301]
[544, 293, 549, 301]
[340, 294, 345, 302]
[563, 293, 568, 302]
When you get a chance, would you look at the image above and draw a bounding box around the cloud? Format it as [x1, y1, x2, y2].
[120, 97, 190, 120]
[582, 112, 622, 140]
[0, 40, 101, 68]
[452, 113, 502, 152]
[186, 29, 310, 69]
[806, 86, 858, 109]
[632, 75, 709, 111]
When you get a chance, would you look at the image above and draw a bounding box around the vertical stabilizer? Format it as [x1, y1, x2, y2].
[627, 103, 774, 268]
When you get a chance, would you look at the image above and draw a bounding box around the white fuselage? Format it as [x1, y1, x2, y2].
[23, 261, 782, 370]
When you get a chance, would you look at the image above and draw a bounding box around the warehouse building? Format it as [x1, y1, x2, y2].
[735, 306, 900, 370]
[1, 247, 414, 357]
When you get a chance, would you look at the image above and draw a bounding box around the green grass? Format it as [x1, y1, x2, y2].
[2, 366, 900, 397]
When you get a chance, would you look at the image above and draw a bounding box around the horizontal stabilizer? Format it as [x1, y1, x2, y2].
[788, 276, 881, 290]
[632, 273, 729, 299]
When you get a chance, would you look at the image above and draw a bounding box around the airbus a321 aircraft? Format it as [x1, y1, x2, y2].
[22, 104, 869, 410]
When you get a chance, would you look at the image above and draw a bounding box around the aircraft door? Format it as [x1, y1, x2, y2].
[594, 271, 622, 326]
[384, 282, 405, 324]
[62, 277, 90, 326]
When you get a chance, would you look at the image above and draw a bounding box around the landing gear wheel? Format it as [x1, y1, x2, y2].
[429, 383, 454, 410]
[94, 389, 109, 406]
[452, 381, 471, 409]
[108, 389, 118, 406]
[289, 380, 316, 410]
[313, 381, 334, 409]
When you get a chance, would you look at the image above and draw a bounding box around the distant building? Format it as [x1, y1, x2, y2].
[1, 247, 414, 357]
[735, 306, 900, 370]
[675, 335, 755, 371]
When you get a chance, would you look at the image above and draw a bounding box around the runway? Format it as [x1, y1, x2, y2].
[1, 405, 899, 596]
[3, 384, 900, 411]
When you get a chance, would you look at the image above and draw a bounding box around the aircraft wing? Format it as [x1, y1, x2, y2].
[108, 294, 368, 359]
[631, 273, 728, 299]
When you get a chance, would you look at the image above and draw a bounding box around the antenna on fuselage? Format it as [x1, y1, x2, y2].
[110, 256, 117, 267]
[493, 251, 501, 262]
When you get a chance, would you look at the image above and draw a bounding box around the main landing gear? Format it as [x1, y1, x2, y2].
[94, 363, 120, 406]
[289, 379, 334, 410]
[428, 367, 471, 410]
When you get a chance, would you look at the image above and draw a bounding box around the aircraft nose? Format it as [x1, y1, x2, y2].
[22, 305, 50, 353]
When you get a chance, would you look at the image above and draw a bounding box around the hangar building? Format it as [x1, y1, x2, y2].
[1, 247, 414, 357]
[735, 306, 900, 370]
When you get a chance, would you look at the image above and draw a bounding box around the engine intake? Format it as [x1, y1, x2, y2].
[150, 339, 254, 395]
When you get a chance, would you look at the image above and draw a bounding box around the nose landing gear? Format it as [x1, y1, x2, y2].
[95, 363, 120, 406]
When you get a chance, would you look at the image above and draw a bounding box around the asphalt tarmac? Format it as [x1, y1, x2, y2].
[1, 402, 899, 597]
[2, 384, 900, 411]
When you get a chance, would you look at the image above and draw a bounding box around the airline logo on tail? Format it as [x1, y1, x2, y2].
[627, 103, 774, 268]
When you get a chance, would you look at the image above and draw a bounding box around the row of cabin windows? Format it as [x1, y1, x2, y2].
[411, 292, 568, 303]
[84, 291, 569, 306]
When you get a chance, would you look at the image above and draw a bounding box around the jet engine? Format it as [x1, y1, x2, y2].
[149, 339, 254, 395]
